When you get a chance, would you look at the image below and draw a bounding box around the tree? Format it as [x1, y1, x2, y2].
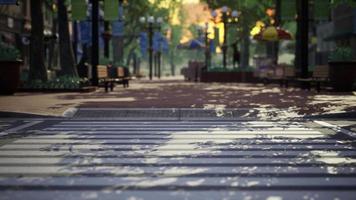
[204, 0, 273, 68]
[57, 0, 78, 77]
[29, 0, 47, 81]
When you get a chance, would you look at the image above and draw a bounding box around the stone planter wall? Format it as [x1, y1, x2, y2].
[328, 61, 356, 91]
[200, 72, 256, 83]
[0, 60, 22, 95]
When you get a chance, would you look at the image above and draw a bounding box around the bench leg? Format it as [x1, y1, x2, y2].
[279, 80, 284, 87]
[122, 80, 129, 88]
[316, 81, 321, 93]
[110, 82, 114, 91]
[285, 80, 289, 88]
[104, 82, 109, 92]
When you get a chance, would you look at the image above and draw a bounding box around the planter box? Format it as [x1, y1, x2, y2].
[201, 71, 256, 83]
[0, 60, 22, 95]
[328, 61, 356, 92]
[18, 86, 97, 93]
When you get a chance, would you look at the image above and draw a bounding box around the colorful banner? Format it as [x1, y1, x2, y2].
[161, 36, 169, 53]
[72, 0, 87, 21]
[79, 21, 91, 44]
[281, 0, 296, 21]
[153, 32, 169, 53]
[153, 32, 160, 52]
[139, 32, 148, 58]
[314, 0, 330, 20]
[112, 21, 124, 36]
[78, 21, 104, 47]
[209, 40, 215, 53]
[0, 0, 17, 5]
[104, 0, 119, 21]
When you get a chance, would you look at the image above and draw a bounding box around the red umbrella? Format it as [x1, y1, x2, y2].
[253, 26, 293, 41]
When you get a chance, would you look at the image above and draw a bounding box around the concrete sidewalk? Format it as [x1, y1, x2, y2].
[0, 78, 355, 118]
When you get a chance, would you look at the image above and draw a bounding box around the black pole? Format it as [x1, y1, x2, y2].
[157, 51, 161, 79]
[297, 0, 309, 79]
[157, 25, 162, 79]
[204, 26, 209, 70]
[273, 0, 281, 64]
[91, 0, 99, 86]
[104, 21, 110, 58]
[148, 23, 153, 80]
[72, 21, 78, 63]
[154, 52, 157, 77]
[222, 12, 228, 69]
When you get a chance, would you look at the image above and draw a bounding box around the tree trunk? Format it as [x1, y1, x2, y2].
[170, 50, 175, 76]
[57, 0, 78, 77]
[29, 0, 47, 81]
[296, 0, 309, 79]
[113, 36, 124, 65]
[48, 17, 57, 70]
[240, 20, 250, 68]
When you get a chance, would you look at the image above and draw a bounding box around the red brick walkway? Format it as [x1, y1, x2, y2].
[62, 79, 356, 116]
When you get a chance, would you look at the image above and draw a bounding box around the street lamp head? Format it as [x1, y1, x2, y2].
[148, 16, 155, 23]
[221, 6, 228, 13]
[156, 17, 163, 24]
[211, 10, 217, 18]
[139, 16, 146, 23]
[231, 10, 239, 18]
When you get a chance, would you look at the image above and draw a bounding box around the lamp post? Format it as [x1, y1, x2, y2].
[139, 16, 163, 80]
[156, 17, 163, 79]
[211, 7, 238, 69]
[202, 22, 210, 70]
[91, 0, 99, 86]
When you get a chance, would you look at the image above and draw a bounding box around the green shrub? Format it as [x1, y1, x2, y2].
[23, 75, 89, 90]
[328, 47, 354, 62]
[208, 66, 255, 72]
[0, 42, 20, 61]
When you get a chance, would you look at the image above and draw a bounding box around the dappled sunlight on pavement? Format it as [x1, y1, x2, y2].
[70, 79, 356, 117]
[0, 79, 355, 117]
[1, 120, 356, 199]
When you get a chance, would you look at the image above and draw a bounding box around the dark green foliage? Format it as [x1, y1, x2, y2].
[208, 66, 255, 72]
[23, 76, 89, 90]
[0, 42, 20, 61]
[329, 47, 354, 62]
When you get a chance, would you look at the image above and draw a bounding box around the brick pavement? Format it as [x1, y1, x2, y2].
[0, 78, 355, 117]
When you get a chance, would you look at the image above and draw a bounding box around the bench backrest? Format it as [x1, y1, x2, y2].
[274, 66, 284, 77]
[284, 67, 295, 77]
[313, 65, 329, 79]
[97, 65, 108, 78]
[117, 67, 125, 78]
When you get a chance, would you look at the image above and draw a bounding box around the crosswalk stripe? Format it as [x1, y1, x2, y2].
[1, 119, 355, 199]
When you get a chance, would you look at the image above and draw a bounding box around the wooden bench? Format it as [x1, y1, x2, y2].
[97, 65, 114, 92]
[283, 67, 296, 88]
[260, 64, 294, 87]
[297, 65, 330, 92]
[114, 67, 131, 88]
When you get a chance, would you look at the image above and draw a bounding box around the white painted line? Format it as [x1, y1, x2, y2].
[314, 120, 356, 137]
[0, 121, 43, 137]
[62, 108, 78, 117]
